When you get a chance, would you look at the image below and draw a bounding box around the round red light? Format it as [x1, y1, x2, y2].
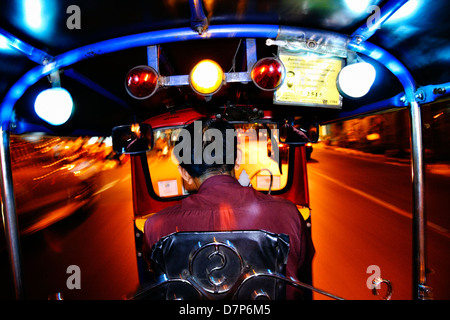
[251, 57, 286, 91]
[125, 65, 159, 99]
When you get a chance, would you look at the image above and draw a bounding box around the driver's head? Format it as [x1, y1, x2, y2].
[174, 118, 238, 183]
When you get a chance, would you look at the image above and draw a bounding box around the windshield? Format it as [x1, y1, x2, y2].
[146, 122, 289, 198]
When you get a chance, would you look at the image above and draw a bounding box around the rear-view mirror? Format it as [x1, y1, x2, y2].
[112, 123, 153, 155]
[278, 123, 311, 145]
[307, 123, 319, 143]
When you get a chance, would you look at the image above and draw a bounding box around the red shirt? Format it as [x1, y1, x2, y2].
[143, 174, 315, 299]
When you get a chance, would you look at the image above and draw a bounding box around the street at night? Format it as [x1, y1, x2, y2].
[309, 144, 450, 300]
[1, 143, 449, 300]
[1, 0, 449, 307]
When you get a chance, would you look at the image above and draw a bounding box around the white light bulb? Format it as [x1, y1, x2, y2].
[337, 62, 376, 98]
[34, 88, 73, 125]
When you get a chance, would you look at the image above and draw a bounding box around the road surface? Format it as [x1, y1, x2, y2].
[1, 145, 449, 300]
[0, 163, 139, 299]
[309, 144, 450, 300]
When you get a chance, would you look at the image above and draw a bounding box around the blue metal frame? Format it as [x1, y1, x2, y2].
[0, 23, 421, 127]
[0, 25, 280, 128]
[335, 92, 406, 121]
[348, 41, 417, 102]
[337, 81, 450, 121]
[0, 27, 52, 65]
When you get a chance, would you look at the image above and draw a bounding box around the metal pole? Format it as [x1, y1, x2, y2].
[409, 101, 432, 300]
[189, 0, 208, 34]
[0, 126, 24, 299]
[348, 40, 430, 300]
[348, 6, 430, 296]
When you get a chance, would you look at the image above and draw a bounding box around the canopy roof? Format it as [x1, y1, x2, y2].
[0, 0, 449, 135]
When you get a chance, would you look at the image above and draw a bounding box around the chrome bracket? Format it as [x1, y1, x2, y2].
[371, 277, 393, 300]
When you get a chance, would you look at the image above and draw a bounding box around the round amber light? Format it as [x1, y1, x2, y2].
[190, 59, 224, 95]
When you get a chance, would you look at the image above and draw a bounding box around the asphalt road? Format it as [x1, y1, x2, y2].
[0, 145, 449, 300]
[0, 163, 139, 300]
[309, 144, 450, 300]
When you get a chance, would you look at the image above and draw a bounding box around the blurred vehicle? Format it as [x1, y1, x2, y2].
[1, 135, 100, 237]
[305, 142, 313, 160]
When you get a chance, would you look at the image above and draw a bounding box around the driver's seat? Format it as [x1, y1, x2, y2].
[131, 230, 291, 300]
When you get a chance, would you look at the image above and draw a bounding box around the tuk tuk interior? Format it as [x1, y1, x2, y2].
[0, 0, 449, 300]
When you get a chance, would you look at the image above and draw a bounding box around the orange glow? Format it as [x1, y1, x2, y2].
[296, 205, 311, 221]
[33, 164, 75, 181]
[42, 149, 87, 168]
[190, 59, 224, 95]
[135, 217, 148, 232]
[366, 133, 380, 141]
[433, 112, 443, 119]
[131, 123, 141, 138]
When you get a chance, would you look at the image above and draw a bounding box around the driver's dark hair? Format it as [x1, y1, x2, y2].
[175, 118, 237, 178]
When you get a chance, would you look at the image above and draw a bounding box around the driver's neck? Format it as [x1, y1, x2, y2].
[195, 170, 235, 188]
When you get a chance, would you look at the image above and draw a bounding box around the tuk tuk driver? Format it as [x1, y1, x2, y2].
[142, 118, 315, 299]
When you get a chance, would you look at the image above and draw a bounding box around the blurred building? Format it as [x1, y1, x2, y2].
[320, 99, 450, 162]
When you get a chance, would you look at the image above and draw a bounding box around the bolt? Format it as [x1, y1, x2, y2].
[433, 87, 446, 95]
[400, 95, 407, 104]
[415, 92, 424, 100]
[355, 36, 363, 45]
[306, 40, 317, 49]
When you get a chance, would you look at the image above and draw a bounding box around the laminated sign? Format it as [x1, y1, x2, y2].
[275, 50, 343, 108]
